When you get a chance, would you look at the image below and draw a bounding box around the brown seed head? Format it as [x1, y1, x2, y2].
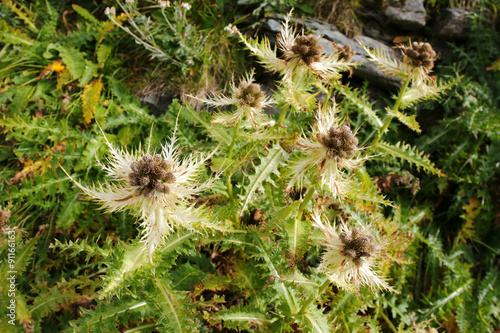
[290, 35, 323, 65]
[401, 41, 437, 70]
[234, 81, 265, 109]
[317, 125, 358, 160]
[129, 154, 176, 197]
[334, 43, 356, 62]
[339, 227, 376, 267]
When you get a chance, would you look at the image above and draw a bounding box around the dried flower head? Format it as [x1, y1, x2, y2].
[333, 43, 356, 62]
[288, 104, 363, 198]
[362, 40, 454, 109]
[224, 23, 239, 34]
[289, 35, 323, 66]
[190, 71, 274, 127]
[158, 0, 170, 7]
[400, 41, 437, 70]
[312, 212, 394, 291]
[63, 127, 220, 258]
[0, 206, 11, 229]
[181, 2, 191, 10]
[239, 11, 355, 82]
[125, 0, 135, 4]
[104, 7, 116, 16]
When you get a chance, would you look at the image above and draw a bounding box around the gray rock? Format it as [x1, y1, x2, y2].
[433, 8, 469, 40]
[360, 0, 426, 32]
[384, 0, 426, 30]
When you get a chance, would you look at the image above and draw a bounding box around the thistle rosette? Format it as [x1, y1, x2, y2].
[288, 105, 363, 198]
[191, 71, 274, 127]
[312, 212, 394, 292]
[64, 131, 219, 258]
[239, 11, 354, 83]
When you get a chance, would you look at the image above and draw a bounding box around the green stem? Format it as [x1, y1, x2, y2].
[227, 119, 241, 161]
[370, 77, 410, 147]
[225, 119, 242, 203]
[297, 188, 315, 220]
[323, 83, 336, 112]
[277, 105, 289, 124]
[297, 278, 330, 315]
[380, 310, 398, 333]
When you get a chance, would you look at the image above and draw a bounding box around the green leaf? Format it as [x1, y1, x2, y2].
[238, 143, 283, 216]
[72, 4, 102, 26]
[374, 141, 444, 176]
[56, 188, 83, 230]
[386, 107, 421, 133]
[337, 83, 382, 128]
[101, 242, 150, 295]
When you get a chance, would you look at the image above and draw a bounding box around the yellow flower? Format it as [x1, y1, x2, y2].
[51, 61, 65, 73]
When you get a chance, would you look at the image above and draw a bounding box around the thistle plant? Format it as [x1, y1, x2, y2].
[312, 212, 393, 291]
[1, 3, 474, 331]
[191, 71, 274, 127]
[63, 129, 220, 258]
[288, 104, 363, 198]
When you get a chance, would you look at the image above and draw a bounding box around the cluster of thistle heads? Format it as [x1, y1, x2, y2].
[339, 227, 376, 267]
[401, 41, 437, 70]
[317, 125, 359, 160]
[234, 81, 265, 109]
[70, 10, 447, 291]
[129, 154, 175, 197]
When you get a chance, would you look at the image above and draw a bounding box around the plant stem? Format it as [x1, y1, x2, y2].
[380, 310, 398, 333]
[297, 278, 331, 315]
[323, 83, 336, 112]
[277, 105, 289, 124]
[225, 119, 242, 203]
[227, 119, 241, 161]
[370, 77, 410, 147]
[297, 187, 315, 220]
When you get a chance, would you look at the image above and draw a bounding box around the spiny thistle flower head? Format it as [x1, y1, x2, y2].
[63, 126, 220, 259]
[312, 212, 394, 292]
[289, 35, 323, 66]
[362, 40, 454, 109]
[239, 10, 355, 83]
[129, 154, 176, 197]
[234, 81, 265, 109]
[333, 43, 356, 62]
[316, 124, 358, 160]
[288, 104, 363, 198]
[190, 71, 274, 127]
[400, 41, 437, 70]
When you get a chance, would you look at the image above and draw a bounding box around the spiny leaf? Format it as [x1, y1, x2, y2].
[336, 83, 382, 128]
[154, 278, 196, 333]
[101, 241, 150, 295]
[72, 4, 101, 26]
[399, 78, 459, 110]
[375, 141, 444, 176]
[238, 143, 283, 216]
[215, 306, 275, 330]
[386, 107, 421, 133]
[30, 284, 81, 321]
[81, 78, 103, 125]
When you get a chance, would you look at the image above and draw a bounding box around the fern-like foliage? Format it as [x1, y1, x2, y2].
[374, 141, 444, 176]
